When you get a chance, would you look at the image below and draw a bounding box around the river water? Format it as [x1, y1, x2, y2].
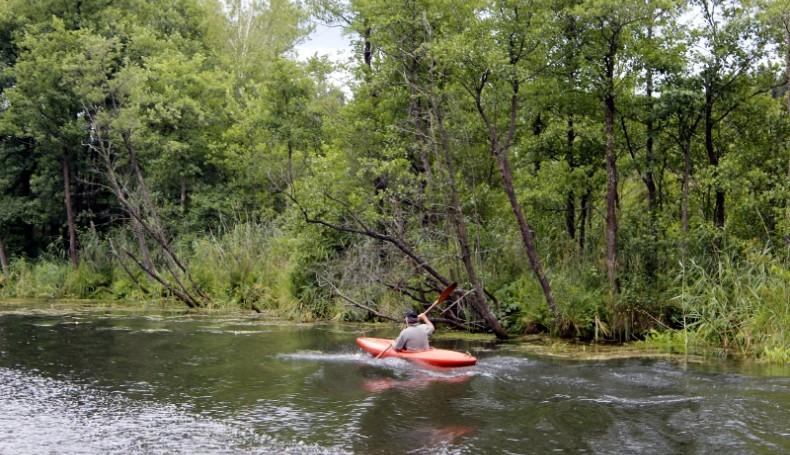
[0, 303, 788, 454]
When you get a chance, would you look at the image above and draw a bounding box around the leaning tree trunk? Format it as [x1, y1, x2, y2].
[88, 114, 208, 309]
[495, 135, 561, 323]
[473, 79, 561, 326]
[429, 76, 507, 340]
[124, 133, 209, 306]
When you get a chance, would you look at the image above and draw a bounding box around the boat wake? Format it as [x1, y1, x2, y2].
[277, 351, 371, 364]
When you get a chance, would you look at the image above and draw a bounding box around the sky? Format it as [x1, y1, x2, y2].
[295, 22, 352, 62]
[294, 21, 354, 94]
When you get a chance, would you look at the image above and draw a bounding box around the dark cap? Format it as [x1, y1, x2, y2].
[405, 310, 419, 324]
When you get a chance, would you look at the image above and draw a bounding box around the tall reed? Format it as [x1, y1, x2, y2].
[188, 221, 297, 311]
[676, 248, 789, 359]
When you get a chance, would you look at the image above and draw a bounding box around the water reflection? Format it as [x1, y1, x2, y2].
[362, 373, 471, 393]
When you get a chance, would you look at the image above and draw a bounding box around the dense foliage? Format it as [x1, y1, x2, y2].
[1, 0, 788, 359]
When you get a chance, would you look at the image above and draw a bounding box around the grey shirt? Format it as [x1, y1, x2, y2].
[393, 324, 434, 351]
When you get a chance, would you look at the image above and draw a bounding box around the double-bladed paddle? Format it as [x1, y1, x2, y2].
[375, 282, 457, 359]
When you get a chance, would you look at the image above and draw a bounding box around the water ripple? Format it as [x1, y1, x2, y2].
[0, 367, 343, 454]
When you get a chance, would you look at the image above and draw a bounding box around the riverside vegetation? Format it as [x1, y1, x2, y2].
[0, 0, 788, 362]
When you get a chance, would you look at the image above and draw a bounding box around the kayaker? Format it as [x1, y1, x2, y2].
[392, 310, 434, 351]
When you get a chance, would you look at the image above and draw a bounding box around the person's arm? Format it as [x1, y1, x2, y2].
[418, 313, 434, 333]
[392, 331, 407, 351]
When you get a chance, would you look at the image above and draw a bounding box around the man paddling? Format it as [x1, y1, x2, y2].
[393, 310, 434, 351]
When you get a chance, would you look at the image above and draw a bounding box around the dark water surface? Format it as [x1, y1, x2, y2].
[0, 303, 788, 454]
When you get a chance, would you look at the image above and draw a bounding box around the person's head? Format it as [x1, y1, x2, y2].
[405, 310, 419, 325]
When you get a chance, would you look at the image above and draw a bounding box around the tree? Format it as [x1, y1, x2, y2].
[67, 29, 214, 308]
[4, 18, 89, 268]
[616, 2, 684, 278]
[688, 0, 772, 230]
[218, 0, 311, 87]
[569, 0, 669, 297]
[287, 0, 511, 335]
[658, 81, 704, 242]
[754, 0, 790, 249]
[435, 0, 562, 326]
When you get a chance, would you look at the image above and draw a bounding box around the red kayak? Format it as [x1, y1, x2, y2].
[356, 337, 477, 367]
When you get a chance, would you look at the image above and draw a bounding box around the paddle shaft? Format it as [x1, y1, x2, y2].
[375, 283, 457, 359]
[375, 343, 392, 359]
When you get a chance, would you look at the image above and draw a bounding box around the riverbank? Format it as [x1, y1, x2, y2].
[2, 298, 787, 365]
[2, 219, 789, 364]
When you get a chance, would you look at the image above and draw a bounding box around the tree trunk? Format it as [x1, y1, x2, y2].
[132, 215, 154, 272]
[364, 26, 372, 70]
[644, 43, 658, 278]
[704, 89, 725, 228]
[682, 136, 692, 241]
[89, 118, 207, 309]
[125, 135, 207, 305]
[565, 117, 576, 240]
[785, 15, 790, 249]
[0, 236, 9, 280]
[496, 143, 561, 323]
[362, 23, 373, 91]
[474, 81, 561, 326]
[579, 189, 591, 252]
[604, 58, 619, 296]
[430, 76, 507, 340]
[62, 147, 79, 269]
